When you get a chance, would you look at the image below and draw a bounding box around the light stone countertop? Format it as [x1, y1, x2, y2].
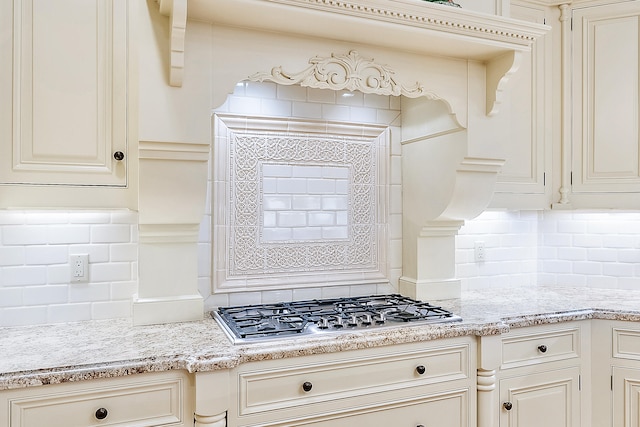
[2, 285, 640, 390]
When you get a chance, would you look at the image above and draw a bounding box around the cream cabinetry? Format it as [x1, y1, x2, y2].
[591, 320, 640, 426]
[226, 337, 476, 427]
[0, 0, 136, 208]
[555, 0, 640, 208]
[478, 322, 587, 427]
[499, 367, 580, 427]
[490, 1, 552, 209]
[0, 371, 195, 427]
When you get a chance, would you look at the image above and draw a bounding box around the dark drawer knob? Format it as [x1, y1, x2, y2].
[417, 425, 425, 427]
[113, 151, 125, 161]
[95, 407, 109, 420]
[302, 381, 313, 392]
[503, 402, 513, 411]
[416, 365, 426, 375]
[538, 345, 548, 353]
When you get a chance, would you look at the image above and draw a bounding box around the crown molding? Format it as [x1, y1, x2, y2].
[157, 0, 549, 93]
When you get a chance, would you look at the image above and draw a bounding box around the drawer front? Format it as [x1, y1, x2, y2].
[501, 327, 580, 368]
[239, 344, 469, 415]
[613, 328, 640, 360]
[9, 376, 185, 427]
[278, 388, 469, 427]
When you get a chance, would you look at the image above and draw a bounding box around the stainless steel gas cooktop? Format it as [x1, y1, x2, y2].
[212, 294, 462, 344]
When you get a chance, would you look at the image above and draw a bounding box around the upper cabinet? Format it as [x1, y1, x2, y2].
[490, 1, 552, 209]
[0, 0, 136, 208]
[563, 0, 640, 208]
[494, 0, 640, 210]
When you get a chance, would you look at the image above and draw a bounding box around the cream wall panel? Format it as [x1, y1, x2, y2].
[137, 2, 211, 145]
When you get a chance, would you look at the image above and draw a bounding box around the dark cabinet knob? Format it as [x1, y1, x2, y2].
[416, 365, 426, 375]
[95, 407, 108, 420]
[503, 402, 513, 411]
[417, 425, 425, 427]
[113, 151, 125, 161]
[538, 345, 548, 353]
[302, 381, 313, 392]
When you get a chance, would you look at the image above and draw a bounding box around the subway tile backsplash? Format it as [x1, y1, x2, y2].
[0, 210, 137, 327]
[3, 207, 640, 326]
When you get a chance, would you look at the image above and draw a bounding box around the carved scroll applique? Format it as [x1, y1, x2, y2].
[249, 50, 439, 99]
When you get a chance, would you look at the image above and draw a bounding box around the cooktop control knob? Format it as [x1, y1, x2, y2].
[348, 315, 358, 327]
[333, 316, 344, 328]
[375, 312, 386, 324]
[362, 314, 372, 325]
[318, 317, 330, 329]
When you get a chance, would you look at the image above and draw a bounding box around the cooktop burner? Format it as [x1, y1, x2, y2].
[212, 294, 462, 343]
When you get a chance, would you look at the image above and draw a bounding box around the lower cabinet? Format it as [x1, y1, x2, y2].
[499, 368, 580, 427]
[612, 366, 640, 427]
[225, 337, 476, 427]
[266, 389, 469, 427]
[0, 371, 195, 427]
[592, 320, 640, 427]
[478, 322, 586, 427]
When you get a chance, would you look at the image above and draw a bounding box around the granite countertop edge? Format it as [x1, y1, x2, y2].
[3, 286, 640, 391]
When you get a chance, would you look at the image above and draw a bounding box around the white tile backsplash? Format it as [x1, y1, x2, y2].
[0, 210, 138, 326]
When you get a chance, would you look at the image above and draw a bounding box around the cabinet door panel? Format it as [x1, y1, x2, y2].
[572, 3, 640, 193]
[500, 368, 580, 427]
[613, 366, 640, 427]
[491, 2, 549, 209]
[1, 0, 127, 186]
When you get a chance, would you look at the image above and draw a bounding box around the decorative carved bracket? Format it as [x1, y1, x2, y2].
[249, 50, 439, 99]
[486, 51, 523, 116]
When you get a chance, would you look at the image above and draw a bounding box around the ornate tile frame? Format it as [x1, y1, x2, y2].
[213, 114, 390, 291]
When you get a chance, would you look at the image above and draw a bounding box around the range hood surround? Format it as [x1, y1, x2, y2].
[136, 0, 548, 325]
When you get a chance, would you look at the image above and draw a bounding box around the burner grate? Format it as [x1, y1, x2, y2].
[213, 294, 462, 343]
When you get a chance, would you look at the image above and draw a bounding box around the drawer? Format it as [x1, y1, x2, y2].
[501, 327, 580, 369]
[613, 327, 640, 360]
[238, 344, 469, 416]
[273, 388, 469, 427]
[6, 373, 188, 427]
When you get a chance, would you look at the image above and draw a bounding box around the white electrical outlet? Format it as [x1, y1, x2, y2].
[70, 254, 89, 282]
[474, 241, 486, 263]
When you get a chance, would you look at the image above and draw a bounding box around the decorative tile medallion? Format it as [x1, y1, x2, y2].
[214, 114, 389, 290]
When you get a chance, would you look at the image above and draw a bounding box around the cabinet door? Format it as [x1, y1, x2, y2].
[571, 2, 640, 196]
[490, 2, 549, 209]
[0, 0, 128, 187]
[500, 367, 580, 427]
[613, 366, 640, 427]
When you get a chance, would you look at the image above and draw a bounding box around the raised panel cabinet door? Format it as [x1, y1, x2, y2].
[491, 2, 549, 208]
[0, 0, 127, 186]
[571, 2, 640, 194]
[612, 366, 640, 427]
[499, 367, 580, 427]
